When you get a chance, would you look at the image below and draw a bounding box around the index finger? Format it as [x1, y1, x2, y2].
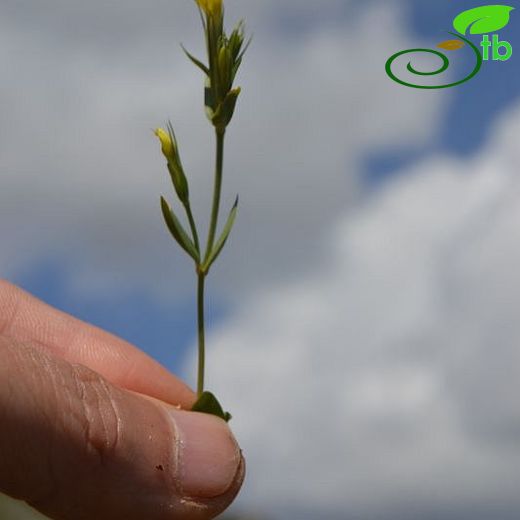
[0, 280, 196, 408]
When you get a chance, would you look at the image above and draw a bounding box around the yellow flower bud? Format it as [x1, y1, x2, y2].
[195, 0, 222, 17]
[155, 127, 190, 205]
[154, 128, 176, 162]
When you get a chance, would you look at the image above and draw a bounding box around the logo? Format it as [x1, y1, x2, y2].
[385, 5, 514, 89]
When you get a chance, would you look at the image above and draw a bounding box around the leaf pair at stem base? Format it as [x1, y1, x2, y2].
[192, 391, 232, 422]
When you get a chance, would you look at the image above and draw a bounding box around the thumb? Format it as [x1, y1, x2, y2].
[0, 338, 244, 520]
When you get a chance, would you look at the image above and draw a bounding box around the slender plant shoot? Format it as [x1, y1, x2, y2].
[154, 0, 249, 421]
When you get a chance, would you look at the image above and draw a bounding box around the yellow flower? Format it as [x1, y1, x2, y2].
[195, 0, 222, 17]
[154, 128, 175, 162]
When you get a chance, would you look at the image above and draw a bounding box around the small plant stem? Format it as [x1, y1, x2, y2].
[204, 128, 226, 264]
[196, 272, 206, 397]
[196, 127, 225, 397]
[184, 202, 200, 254]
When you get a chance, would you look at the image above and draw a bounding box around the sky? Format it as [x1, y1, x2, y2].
[1, 1, 520, 519]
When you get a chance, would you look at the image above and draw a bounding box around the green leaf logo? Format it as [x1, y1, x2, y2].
[453, 5, 514, 35]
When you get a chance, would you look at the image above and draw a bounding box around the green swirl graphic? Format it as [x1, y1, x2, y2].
[385, 33, 483, 89]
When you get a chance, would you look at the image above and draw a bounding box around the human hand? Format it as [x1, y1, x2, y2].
[0, 280, 244, 520]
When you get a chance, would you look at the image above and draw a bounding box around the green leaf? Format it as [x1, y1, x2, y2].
[160, 197, 200, 262]
[191, 391, 232, 422]
[237, 34, 253, 63]
[181, 44, 210, 75]
[231, 57, 242, 83]
[204, 196, 238, 271]
[212, 88, 241, 129]
[453, 5, 514, 35]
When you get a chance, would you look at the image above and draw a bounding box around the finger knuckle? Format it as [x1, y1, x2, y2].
[69, 364, 122, 467]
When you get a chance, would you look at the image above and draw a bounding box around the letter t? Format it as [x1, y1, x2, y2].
[480, 35, 491, 60]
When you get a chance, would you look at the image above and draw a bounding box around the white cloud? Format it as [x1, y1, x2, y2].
[0, 1, 444, 304]
[201, 102, 520, 518]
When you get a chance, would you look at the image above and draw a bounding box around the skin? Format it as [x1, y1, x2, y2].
[0, 280, 244, 520]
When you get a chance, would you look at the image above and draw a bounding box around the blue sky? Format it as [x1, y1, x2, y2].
[2, 1, 520, 519]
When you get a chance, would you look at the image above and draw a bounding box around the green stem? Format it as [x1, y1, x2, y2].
[196, 272, 206, 397]
[204, 128, 225, 265]
[196, 127, 225, 397]
[184, 201, 200, 256]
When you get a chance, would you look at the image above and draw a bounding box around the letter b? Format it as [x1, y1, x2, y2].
[492, 34, 513, 61]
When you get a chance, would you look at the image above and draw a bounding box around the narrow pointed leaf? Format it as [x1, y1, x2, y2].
[191, 391, 232, 422]
[161, 197, 200, 262]
[204, 196, 238, 270]
[181, 45, 210, 75]
[237, 34, 253, 62]
[231, 57, 242, 83]
[453, 5, 514, 35]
